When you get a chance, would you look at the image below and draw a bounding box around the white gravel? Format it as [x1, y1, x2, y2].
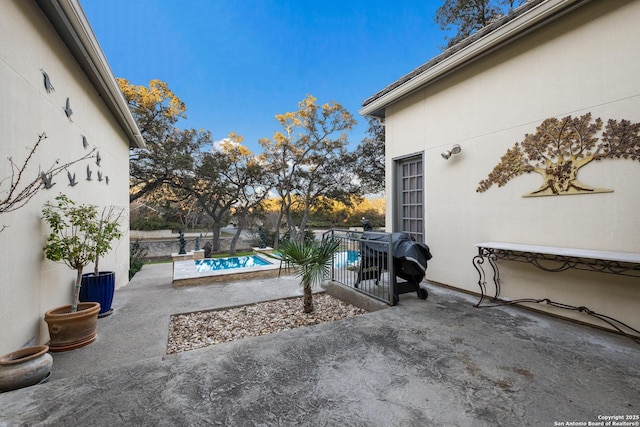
[167, 293, 367, 354]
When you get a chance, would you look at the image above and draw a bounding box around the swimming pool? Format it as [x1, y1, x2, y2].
[195, 255, 271, 272]
[333, 251, 360, 268]
[173, 253, 280, 287]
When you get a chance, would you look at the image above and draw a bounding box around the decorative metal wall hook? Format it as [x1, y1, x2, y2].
[441, 144, 462, 160]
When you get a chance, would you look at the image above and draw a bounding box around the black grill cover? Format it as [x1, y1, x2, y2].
[361, 232, 432, 283]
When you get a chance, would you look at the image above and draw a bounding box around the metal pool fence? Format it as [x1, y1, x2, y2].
[323, 229, 396, 305]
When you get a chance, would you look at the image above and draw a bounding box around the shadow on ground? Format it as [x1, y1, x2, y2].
[0, 263, 638, 426]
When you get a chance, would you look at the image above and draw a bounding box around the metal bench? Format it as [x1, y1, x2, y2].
[472, 242, 640, 339]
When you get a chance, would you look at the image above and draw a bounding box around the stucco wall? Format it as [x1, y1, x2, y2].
[384, 1, 640, 332]
[0, 1, 131, 354]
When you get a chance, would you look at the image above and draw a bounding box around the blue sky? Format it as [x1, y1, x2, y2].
[82, 0, 447, 152]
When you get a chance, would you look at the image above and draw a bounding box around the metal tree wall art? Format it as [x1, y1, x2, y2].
[1, 133, 96, 231]
[41, 172, 55, 189]
[67, 171, 77, 187]
[476, 114, 640, 197]
[63, 97, 73, 120]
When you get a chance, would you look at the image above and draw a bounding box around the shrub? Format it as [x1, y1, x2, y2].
[129, 239, 148, 279]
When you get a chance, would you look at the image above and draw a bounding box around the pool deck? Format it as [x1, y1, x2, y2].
[172, 255, 282, 287]
[1, 262, 638, 426]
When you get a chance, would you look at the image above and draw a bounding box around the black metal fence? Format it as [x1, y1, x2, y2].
[323, 229, 396, 305]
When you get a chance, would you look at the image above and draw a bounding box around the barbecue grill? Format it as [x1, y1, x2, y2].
[355, 232, 432, 303]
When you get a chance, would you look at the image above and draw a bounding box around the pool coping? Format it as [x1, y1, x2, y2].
[172, 254, 282, 287]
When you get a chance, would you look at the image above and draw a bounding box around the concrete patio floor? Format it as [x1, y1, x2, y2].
[0, 263, 638, 426]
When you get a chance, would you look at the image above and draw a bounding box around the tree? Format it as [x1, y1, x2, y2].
[435, 0, 526, 49]
[184, 148, 237, 252]
[477, 113, 640, 196]
[42, 195, 122, 312]
[135, 183, 203, 230]
[118, 79, 212, 202]
[215, 133, 272, 254]
[259, 195, 385, 229]
[259, 95, 358, 243]
[179, 132, 270, 254]
[352, 117, 385, 195]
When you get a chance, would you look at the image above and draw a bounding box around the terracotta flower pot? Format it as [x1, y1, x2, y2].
[0, 345, 53, 392]
[44, 302, 101, 352]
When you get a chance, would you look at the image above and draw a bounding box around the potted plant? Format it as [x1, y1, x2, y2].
[0, 345, 53, 392]
[0, 133, 95, 390]
[278, 237, 340, 313]
[79, 205, 124, 317]
[41, 194, 122, 351]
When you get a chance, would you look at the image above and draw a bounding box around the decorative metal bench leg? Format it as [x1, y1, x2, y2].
[473, 254, 488, 307]
[488, 253, 500, 300]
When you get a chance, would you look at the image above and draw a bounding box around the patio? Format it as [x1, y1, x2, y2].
[0, 263, 638, 426]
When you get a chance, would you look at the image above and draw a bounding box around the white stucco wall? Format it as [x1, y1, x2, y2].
[0, 1, 131, 354]
[384, 1, 640, 332]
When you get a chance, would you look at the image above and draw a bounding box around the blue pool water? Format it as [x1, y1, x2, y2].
[195, 255, 271, 272]
[333, 250, 360, 268]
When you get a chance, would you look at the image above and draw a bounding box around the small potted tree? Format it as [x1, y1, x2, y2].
[0, 133, 94, 390]
[79, 205, 124, 317]
[41, 194, 122, 351]
[278, 237, 341, 313]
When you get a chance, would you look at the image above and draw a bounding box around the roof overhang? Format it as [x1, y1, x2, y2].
[360, 0, 591, 119]
[36, 0, 145, 148]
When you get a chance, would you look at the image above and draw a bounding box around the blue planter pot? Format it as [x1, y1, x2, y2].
[80, 272, 115, 318]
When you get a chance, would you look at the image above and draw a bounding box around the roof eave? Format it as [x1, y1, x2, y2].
[359, 0, 590, 118]
[36, 0, 145, 148]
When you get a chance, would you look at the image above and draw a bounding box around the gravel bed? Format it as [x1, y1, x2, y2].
[167, 293, 367, 354]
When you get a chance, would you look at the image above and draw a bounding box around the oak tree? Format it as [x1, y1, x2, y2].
[118, 79, 212, 202]
[180, 133, 271, 253]
[352, 117, 385, 195]
[435, 0, 526, 49]
[215, 133, 272, 254]
[259, 95, 358, 243]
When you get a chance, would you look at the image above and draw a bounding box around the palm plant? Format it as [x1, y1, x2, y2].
[278, 237, 341, 313]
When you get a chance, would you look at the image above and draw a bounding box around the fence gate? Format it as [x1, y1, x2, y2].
[324, 229, 396, 305]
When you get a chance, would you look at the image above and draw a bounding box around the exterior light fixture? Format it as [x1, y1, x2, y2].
[441, 144, 462, 160]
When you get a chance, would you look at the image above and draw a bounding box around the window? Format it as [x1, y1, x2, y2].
[395, 154, 424, 243]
